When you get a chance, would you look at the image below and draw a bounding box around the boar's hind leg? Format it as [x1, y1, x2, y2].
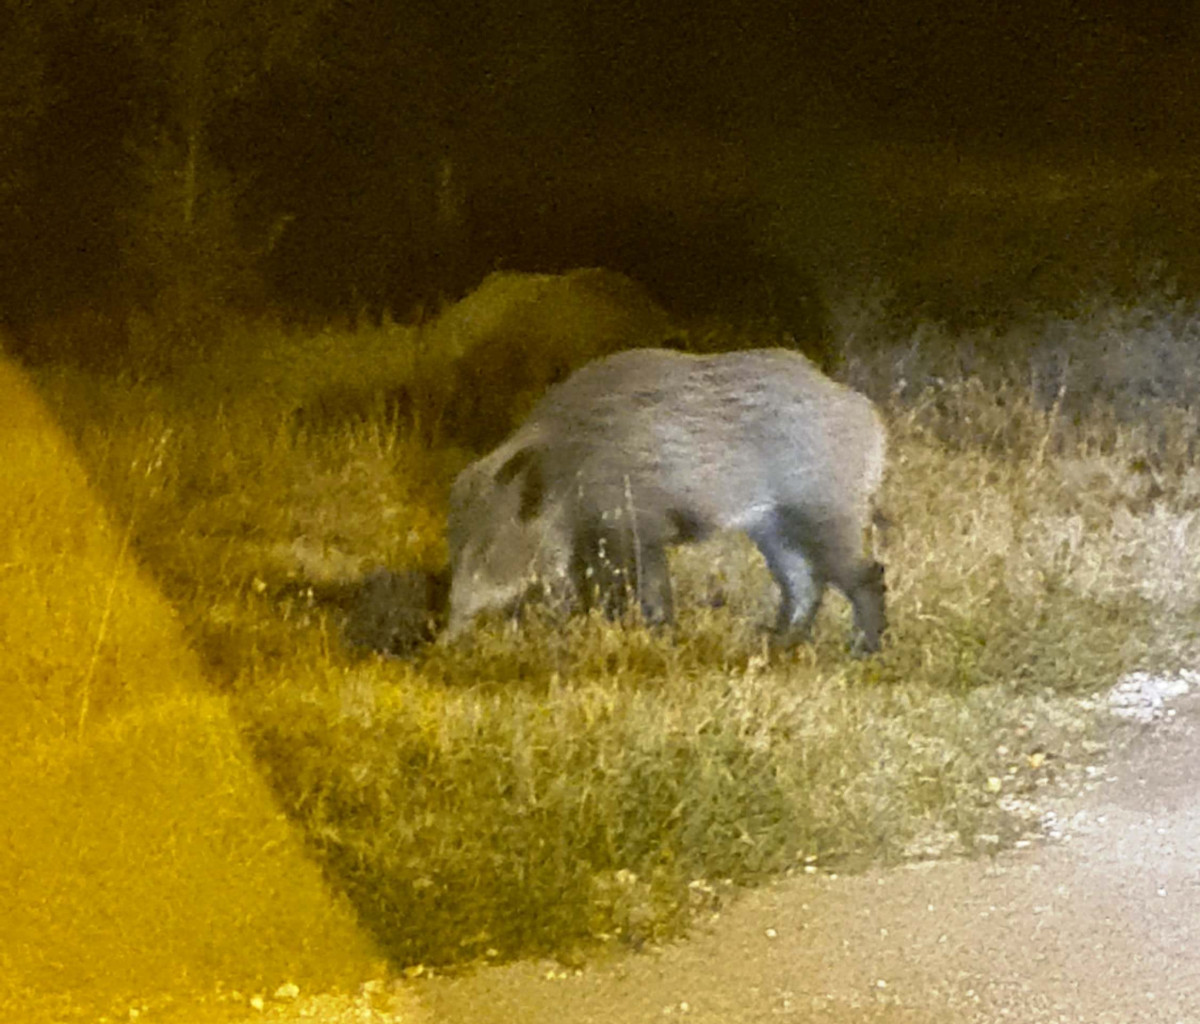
[845, 560, 886, 654]
[800, 512, 886, 654]
[758, 508, 887, 653]
[746, 519, 824, 646]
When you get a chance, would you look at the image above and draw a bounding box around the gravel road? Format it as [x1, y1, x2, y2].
[421, 688, 1200, 1023]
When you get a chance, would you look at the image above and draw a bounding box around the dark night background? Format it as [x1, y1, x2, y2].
[2, 0, 1199, 357]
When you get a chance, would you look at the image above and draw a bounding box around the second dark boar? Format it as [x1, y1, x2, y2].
[446, 347, 888, 651]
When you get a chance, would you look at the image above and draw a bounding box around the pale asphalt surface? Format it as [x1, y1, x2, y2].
[421, 692, 1200, 1023]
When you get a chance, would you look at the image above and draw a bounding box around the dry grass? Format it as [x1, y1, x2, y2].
[21, 277, 1199, 981]
[10, 170, 1200, 1015]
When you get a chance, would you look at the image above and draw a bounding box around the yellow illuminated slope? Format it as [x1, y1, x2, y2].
[0, 353, 386, 1022]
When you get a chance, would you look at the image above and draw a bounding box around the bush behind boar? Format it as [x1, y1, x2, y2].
[292, 268, 679, 449]
[447, 347, 888, 652]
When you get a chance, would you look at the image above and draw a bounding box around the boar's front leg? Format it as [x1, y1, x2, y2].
[632, 541, 674, 627]
[571, 520, 675, 627]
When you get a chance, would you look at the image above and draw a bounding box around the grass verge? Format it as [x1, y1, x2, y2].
[14, 278, 1200, 980]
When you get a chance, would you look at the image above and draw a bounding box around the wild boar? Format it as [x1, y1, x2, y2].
[446, 347, 888, 652]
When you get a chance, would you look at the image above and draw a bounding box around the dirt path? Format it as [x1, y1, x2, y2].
[420, 693, 1200, 1023]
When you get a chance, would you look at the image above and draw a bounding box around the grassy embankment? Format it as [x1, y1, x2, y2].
[0, 358, 390, 1024]
[10, 153, 1200, 1003]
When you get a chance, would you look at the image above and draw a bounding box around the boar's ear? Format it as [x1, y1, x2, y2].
[494, 446, 545, 522]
